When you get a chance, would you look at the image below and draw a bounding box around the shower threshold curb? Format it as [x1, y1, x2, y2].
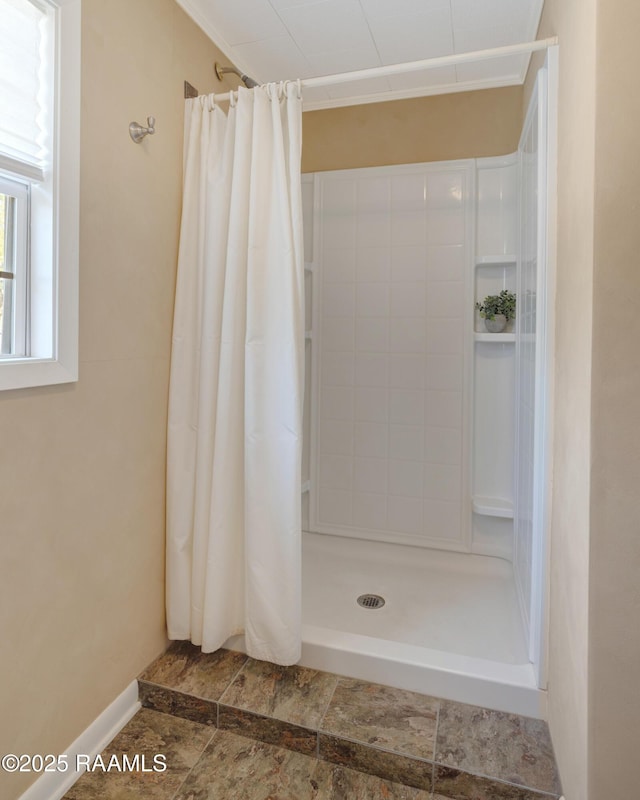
[137, 677, 560, 799]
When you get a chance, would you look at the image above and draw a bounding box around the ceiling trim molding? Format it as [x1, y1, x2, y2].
[302, 75, 524, 112]
[174, 0, 261, 83]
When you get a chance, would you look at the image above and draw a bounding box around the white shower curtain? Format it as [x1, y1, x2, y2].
[166, 83, 304, 665]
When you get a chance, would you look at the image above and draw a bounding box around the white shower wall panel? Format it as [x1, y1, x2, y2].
[311, 163, 473, 551]
[476, 161, 518, 259]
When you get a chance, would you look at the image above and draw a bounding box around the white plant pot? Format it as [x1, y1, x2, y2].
[484, 314, 507, 333]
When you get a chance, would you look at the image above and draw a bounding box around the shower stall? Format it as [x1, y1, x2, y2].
[296, 57, 556, 719]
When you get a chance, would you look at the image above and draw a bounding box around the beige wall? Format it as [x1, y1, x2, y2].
[0, 2, 233, 797]
[527, 0, 640, 798]
[302, 86, 523, 173]
[524, 2, 596, 799]
[589, 0, 640, 795]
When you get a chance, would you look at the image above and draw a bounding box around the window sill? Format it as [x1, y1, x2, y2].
[0, 357, 78, 392]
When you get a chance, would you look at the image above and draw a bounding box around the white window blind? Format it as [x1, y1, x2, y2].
[0, 0, 47, 178]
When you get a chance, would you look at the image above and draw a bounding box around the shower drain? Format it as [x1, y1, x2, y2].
[357, 593, 385, 610]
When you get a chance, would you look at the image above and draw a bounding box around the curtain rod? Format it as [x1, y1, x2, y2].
[193, 37, 558, 104]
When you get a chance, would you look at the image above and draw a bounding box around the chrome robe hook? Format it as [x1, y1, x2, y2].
[129, 116, 156, 143]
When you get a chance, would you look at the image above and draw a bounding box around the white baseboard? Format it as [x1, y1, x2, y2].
[19, 681, 140, 800]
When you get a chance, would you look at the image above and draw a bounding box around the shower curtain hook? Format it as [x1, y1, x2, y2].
[229, 89, 237, 107]
[296, 78, 302, 100]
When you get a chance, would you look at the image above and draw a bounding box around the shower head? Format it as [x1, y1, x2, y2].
[215, 62, 260, 89]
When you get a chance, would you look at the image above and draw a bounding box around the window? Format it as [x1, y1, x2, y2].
[0, 0, 80, 391]
[0, 177, 29, 356]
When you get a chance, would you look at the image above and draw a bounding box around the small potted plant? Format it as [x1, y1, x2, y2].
[475, 290, 516, 333]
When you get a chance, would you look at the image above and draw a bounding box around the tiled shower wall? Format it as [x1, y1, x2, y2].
[310, 163, 473, 550]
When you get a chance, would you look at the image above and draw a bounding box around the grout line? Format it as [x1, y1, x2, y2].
[218, 703, 318, 744]
[217, 704, 319, 761]
[317, 730, 436, 766]
[167, 725, 217, 800]
[138, 679, 218, 710]
[433, 700, 441, 763]
[318, 733, 433, 793]
[316, 673, 341, 730]
[218, 703, 318, 737]
[430, 759, 560, 798]
[217, 654, 250, 705]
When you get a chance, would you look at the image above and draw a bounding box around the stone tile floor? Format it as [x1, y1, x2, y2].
[65, 642, 562, 799]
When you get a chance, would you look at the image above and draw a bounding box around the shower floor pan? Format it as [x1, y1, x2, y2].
[299, 531, 545, 719]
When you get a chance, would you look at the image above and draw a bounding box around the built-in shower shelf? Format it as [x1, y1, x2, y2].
[305, 331, 312, 340]
[475, 255, 517, 267]
[301, 481, 310, 495]
[472, 496, 514, 519]
[474, 332, 515, 343]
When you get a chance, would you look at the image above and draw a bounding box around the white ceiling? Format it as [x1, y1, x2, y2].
[177, 0, 544, 110]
